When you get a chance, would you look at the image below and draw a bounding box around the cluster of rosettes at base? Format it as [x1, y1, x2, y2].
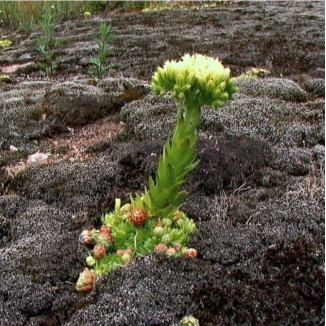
[79, 225, 113, 254]
[76, 201, 197, 292]
[151, 53, 237, 108]
[154, 242, 198, 258]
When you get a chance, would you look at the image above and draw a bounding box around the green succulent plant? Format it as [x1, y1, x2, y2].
[76, 54, 237, 292]
[133, 54, 237, 218]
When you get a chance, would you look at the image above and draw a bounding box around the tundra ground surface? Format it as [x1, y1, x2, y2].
[0, 2, 324, 325]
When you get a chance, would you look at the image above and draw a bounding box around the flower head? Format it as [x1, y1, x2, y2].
[152, 53, 237, 108]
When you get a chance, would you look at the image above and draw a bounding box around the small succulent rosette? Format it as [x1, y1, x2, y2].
[180, 315, 200, 326]
[76, 268, 97, 292]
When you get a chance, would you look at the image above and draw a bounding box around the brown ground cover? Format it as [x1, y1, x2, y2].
[0, 2, 324, 325]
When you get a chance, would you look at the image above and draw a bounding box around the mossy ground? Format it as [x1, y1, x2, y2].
[0, 2, 324, 325]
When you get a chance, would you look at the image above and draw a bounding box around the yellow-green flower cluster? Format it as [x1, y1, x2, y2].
[84, 11, 91, 19]
[0, 39, 12, 48]
[152, 53, 237, 109]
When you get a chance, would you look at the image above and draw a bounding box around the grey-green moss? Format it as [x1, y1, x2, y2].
[236, 77, 308, 102]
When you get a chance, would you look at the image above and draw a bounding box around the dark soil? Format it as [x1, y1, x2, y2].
[0, 2, 324, 326]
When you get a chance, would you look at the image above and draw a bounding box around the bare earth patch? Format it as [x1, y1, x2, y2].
[3, 119, 124, 188]
[39, 118, 125, 162]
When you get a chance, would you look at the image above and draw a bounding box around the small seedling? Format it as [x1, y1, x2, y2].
[37, 9, 63, 77]
[88, 23, 114, 79]
[76, 54, 237, 292]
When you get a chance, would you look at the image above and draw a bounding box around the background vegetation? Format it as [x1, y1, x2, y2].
[0, 1, 223, 31]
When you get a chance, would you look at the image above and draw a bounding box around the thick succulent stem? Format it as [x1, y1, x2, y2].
[146, 102, 200, 217]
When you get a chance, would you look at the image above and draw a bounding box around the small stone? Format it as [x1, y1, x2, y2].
[314, 144, 324, 152]
[9, 145, 18, 152]
[18, 53, 32, 60]
[26, 152, 50, 165]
